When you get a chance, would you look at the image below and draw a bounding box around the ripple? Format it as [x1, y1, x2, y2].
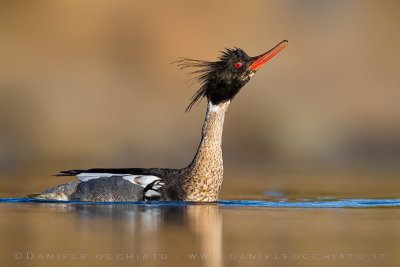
[0, 197, 400, 208]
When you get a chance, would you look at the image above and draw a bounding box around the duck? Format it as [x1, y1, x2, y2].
[28, 40, 288, 202]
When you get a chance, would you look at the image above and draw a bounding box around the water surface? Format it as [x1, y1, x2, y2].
[1, 195, 399, 267]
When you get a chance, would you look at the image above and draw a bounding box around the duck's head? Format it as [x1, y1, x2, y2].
[177, 40, 288, 111]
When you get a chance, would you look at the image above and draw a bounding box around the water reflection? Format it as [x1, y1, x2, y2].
[40, 203, 223, 267]
[187, 205, 222, 267]
[1, 199, 400, 267]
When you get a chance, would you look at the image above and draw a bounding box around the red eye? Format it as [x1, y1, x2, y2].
[235, 63, 242, 69]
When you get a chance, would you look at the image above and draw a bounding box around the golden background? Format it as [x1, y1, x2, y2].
[0, 0, 399, 197]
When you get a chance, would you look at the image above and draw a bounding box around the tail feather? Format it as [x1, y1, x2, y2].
[25, 193, 53, 200]
[54, 169, 86, 176]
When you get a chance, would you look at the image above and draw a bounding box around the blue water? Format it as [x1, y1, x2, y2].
[1, 197, 400, 208]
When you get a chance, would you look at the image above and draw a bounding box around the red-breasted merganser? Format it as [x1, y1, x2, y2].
[28, 40, 288, 202]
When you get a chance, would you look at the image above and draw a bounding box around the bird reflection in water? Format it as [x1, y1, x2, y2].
[41, 203, 223, 267]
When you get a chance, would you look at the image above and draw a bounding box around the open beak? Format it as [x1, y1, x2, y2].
[249, 40, 288, 71]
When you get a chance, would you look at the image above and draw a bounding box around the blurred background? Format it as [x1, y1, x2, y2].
[0, 0, 399, 197]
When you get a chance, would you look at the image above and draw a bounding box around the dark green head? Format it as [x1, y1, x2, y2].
[176, 40, 288, 111]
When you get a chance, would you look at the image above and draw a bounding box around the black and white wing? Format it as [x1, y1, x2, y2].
[55, 168, 168, 201]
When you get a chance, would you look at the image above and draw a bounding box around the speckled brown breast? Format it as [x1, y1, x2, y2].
[181, 101, 230, 201]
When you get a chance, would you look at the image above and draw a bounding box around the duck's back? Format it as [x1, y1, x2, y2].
[70, 177, 144, 202]
[28, 168, 174, 201]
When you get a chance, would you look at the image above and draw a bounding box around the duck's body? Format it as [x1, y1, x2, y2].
[28, 41, 287, 202]
[31, 101, 229, 201]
